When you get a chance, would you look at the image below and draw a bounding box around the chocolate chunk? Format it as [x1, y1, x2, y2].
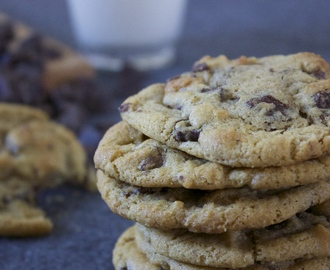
[123, 186, 157, 198]
[200, 86, 222, 93]
[313, 90, 330, 109]
[118, 103, 131, 113]
[174, 129, 200, 142]
[310, 70, 325, 80]
[246, 95, 289, 116]
[319, 113, 330, 124]
[192, 62, 208, 72]
[138, 147, 164, 171]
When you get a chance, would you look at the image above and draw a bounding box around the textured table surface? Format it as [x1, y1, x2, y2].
[0, 1, 329, 269]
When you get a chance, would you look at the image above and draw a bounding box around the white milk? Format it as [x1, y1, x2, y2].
[67, 0, 187, 70]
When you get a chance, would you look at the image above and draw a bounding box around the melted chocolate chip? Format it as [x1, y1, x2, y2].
[174, 129, 200, 142]
[313, 90, 330, 109]
[138, 147, 164, 171]
[246, 95, 289, 116]
[123, 186, 160, 198]
[310, 70, 325, 80]
[319, 113, 330, 124]
[192, 62, 208, 72]
[118, 103, 131, 112]
[200, 86, 222, 93]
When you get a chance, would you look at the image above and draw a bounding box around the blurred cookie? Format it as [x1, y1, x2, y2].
[0, 177, 52, 237]
[0, 102, 48, 135]
[113, 226, 330, 270]
[135, 210, 330, 268]
[97, 170, 330, 233]
[0, 120, 87, 187]
[0, 11, 94, 91]
[96, 121, 330, 190]
[0, 104, 92, 237]
[119, 52, 330, 167]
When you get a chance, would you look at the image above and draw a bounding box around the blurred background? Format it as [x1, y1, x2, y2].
[0, 1, 329, 269]
[1, 0, 329, 121]
[1, 0, 330, 66]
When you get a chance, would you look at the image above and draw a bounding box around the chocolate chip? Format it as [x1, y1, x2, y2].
[138, 147, 164, 171]
[319, 113, 330, 124]
[310, 70, 325, 80]
[192, 62, 208, 72]
[123, 187, 156, 198]
[174, 129, 200, 142]
[200, 86, 222, 93]
[246, 95, 289, 116]
[118, 103, 131, 113]
[313, 90, 330, 109]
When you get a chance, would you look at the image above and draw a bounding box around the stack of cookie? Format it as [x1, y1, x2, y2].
[95, 52, 330, 269]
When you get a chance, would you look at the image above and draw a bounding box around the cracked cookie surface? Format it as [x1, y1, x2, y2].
[95, 121, 330, 190]
[119, 52, 330, 167]
[113, 226, 330, 270]
[135, 209, 330, 268]
[97, 170, 330, 233]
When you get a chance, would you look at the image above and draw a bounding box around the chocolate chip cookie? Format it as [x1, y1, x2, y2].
[0, 177, 53, 237]
[97, 170, 330, 233]
[0, 120, 87, 186]
[113, 226, 330, 270]
[95, 121, 330, 190]
[135, 209, 330, 268]
[0, 104, 90, 237]
[119, 52, 330, 167]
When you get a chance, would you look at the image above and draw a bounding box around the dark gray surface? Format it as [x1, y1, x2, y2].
[0, 1, 329, 269]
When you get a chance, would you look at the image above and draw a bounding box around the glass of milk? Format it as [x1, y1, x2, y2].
[67, 0, 187, 71]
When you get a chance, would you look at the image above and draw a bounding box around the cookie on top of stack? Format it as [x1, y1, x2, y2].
[94, 52, 330, 269]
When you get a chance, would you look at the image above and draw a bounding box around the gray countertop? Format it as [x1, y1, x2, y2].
[0, 1, 329, 269]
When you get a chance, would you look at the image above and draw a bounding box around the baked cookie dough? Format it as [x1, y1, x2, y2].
[135, 210, 330, 268]
[0, 177, 52, 237]
[0, 104, 90, 237]
[97, 170, 330, 233]
[119, 52, 330, 167]
[113, 226, 330, 270]
[95, 121, 330, 190]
